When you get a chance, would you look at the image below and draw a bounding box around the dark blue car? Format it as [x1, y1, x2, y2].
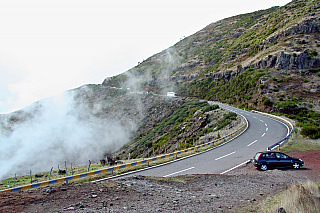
[252, 151, 304, 171]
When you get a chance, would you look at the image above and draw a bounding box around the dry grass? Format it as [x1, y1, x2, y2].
[259, 181, 320, 213]
[280, 181, 320, 213]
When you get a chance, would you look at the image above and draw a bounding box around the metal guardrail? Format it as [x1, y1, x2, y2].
[251, 110, 295, 151]
[0, 118, 247, 193]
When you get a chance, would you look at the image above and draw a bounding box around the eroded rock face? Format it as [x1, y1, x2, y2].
[253, 55, 277, 69]
[253, 50, 320, 70]
[284, 50, 319, 69]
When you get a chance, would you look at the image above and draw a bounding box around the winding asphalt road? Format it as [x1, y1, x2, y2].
[102, 102, 290, 179]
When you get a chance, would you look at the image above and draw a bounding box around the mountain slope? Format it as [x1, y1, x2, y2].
[103, 0, 319, 112]
[103, 0, 320, 138]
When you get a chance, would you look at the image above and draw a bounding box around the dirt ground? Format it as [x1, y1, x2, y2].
[1, 150, 319, 213]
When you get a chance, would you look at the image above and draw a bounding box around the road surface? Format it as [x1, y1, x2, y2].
[100, 102, 289, 179]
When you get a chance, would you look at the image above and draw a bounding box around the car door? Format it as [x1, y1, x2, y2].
[265, 152, 277, 167]
[278, 153, 292, 168]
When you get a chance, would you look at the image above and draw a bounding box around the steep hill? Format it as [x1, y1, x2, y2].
[103, 0, 320, 138]
[104, 0, 319, 107]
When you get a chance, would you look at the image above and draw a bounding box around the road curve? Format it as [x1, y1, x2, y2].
[102, 103, 289, 179]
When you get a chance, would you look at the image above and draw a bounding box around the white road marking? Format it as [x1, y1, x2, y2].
[259, 119, 264, 122]
[266, 128, 268, 131]
[247, 140, 258, 147]
[253, 116, 257, 119]
[163, 167, 195, 177]
[261, 133, 266, 137]
[220, 160, 251, 174]
[215, 151, 236, 161]
[265, 123, 268, 126]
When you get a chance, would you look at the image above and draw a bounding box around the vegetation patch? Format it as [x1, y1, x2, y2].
[280, 133, 320, 152]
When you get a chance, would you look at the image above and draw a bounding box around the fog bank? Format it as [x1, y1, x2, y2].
[0, 89, 134, 180]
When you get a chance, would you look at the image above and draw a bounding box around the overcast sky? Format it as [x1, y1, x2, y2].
[0, 0, 291, 114]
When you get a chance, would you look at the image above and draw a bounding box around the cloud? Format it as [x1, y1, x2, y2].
[0, 88, 133, 179]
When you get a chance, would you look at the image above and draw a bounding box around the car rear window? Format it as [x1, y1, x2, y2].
[254, 153, 262, 160]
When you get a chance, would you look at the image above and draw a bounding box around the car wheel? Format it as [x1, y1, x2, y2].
[292, 162, 300, 169]
[260, 164, 268, 171]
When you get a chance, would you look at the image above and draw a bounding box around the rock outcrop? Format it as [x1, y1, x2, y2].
[253, 50, 320, 70]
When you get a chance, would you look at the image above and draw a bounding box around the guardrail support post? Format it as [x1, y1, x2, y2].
[49, 167, 53, 180]
[71, 163, 73, 175]
[65, 161, 68, 186]
[128, 153, 131, 163]
[87, 160, 91, 172]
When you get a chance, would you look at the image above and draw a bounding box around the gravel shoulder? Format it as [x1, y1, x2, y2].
[1, 150, 319, 213]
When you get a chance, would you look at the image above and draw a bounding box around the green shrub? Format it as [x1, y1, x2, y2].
[308, 67, 320, 73]
[300, 126, 320, 139]
[215, 112, 237, 130]
[203, 104, 219, 112]
[262, 96, 271, 105]
[275, 101, 297, 109]
[311, 50, 318, 56]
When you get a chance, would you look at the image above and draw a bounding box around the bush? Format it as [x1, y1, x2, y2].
[308, 67, 320, 73]
[262, 96, 271, 105]
[203, 104, 219, 112]
[215, 112, 237, 130]
[311, 50, 318, 56]
[300, 126, 320, 139]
